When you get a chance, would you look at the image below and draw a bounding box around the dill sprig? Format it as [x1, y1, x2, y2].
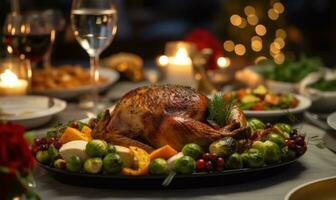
[208, 94, 236, 127]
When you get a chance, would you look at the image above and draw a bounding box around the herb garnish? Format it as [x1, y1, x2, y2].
[207, 94, 236, 127]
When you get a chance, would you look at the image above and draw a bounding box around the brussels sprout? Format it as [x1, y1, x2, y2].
[266, 133, 285, 148]
[263, 141, 281, 163]
[106, 144, 117, 154]
[241, 152, 249, 167]
[182, 143, 203, 160]
[66, 155, 82, 172]
[36, 151, 50, 164]
[209, 137, 237, 158]
[252, 141, 265, 154]
[86, 139, 108, 157]
[149, 158, 168, 175]
[54, 159, 66, 169]
[173, 156, 196, 174]
[48, 144, 59, 162]
[281, 146, 297, 161]
[103, 153, 123, 174]
[84, 158, 103, 174]
[246, 148, 264, 168]
[274, 123, 292, 138]
[225, 153, 243, 169]
[248, 118, 266, 133]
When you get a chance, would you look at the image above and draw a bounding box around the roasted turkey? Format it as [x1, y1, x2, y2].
[92, 85, 249, 152]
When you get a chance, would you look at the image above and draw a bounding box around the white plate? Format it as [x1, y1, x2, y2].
[243, 94, 311, 119]
[327, 112, 336, 130]
[284, 176, 336, 200]
[32, 68, 119, 99]
[0, 95, 66, 129]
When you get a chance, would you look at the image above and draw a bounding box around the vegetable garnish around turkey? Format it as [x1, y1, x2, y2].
[223, 85, 299, 111]
[32, 85, 307, 187]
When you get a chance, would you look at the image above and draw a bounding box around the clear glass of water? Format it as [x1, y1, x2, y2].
[71, 0, 117, 109]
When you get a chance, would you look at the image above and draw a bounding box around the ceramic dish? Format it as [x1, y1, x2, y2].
[284, 176, 336, 200]
[327, 112, 336, 131]
[243, 94, 311, 119]
[32, 68, 119, 99]
[299, 71, 336, 113]
[0, 95, 66, 128]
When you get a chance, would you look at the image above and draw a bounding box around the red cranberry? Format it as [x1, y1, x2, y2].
[266, 123, 273, 128]
[216, 157, 225, 167]
[34, 138, 42, 145]
[297, 145, 307, 155]
[202, 153, 211, 161]
[205, 161, 213, 171]
[196, 159, 206, 171]
[71, 122, 79, 129]
[54, 140, 62, 149]
[48, 137, 56, 144]
[286, 139, 296, 149]
[40, 138, 47, 144]
[295, 136, 305, 146]
[209, 153, 218, 161]
[40, 144, 49, 151]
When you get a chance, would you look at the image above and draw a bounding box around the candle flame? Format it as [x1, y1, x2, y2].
[217, 57, 231, 68]
[171, 48, 191, 65]
[0, 69, 20, 87]
[158, 55, 169, 66]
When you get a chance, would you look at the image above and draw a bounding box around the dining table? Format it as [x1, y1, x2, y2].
[31, 81, 336, 200]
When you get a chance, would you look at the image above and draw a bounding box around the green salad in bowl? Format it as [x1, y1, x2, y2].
[299, 69, 336, 112]
[256, 57, 322, 83]
[308, 79, 336, 92]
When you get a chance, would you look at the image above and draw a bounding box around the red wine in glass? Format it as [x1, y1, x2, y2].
[3, 33, 51, 63]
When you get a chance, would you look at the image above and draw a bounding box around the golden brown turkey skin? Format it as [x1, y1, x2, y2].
[92, 85, 248, 152]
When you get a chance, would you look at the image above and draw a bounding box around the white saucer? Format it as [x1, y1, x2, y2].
[0, 95, 66, 129]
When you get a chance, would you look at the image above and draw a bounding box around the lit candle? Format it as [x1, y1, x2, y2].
[165, 48, 196, 87]
[0, 69, 28, 96]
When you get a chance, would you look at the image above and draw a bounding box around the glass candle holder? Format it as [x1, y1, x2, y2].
[0, 58, 31, 96]
[163, 41, 197, 87]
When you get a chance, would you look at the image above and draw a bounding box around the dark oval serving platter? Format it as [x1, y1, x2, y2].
[38, 155, 303, 189]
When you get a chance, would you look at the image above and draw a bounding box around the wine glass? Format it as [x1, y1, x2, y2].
[3, 12, 53, 67]
[71, 0, 118, 109]
[42, 10, 66, 68]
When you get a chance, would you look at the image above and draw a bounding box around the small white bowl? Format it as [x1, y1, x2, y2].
[299, 71, 336, 113]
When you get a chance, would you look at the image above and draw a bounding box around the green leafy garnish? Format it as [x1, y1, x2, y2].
[308, 79, 336, 91]
[162, 171, 176, 187]
[208, 94, 236, 127]
[256, 56, 322, 83]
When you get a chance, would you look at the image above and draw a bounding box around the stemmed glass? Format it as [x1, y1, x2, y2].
[42, 10, 66, 67]
[3, 11, 53, 66]
[71, 0, 118, 109]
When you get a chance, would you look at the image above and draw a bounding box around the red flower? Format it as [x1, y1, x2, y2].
[0, 123, 35, 174]
[185, 28, 224, 70]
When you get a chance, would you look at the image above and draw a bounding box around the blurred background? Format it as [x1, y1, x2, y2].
[0, 0, 335, 67]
